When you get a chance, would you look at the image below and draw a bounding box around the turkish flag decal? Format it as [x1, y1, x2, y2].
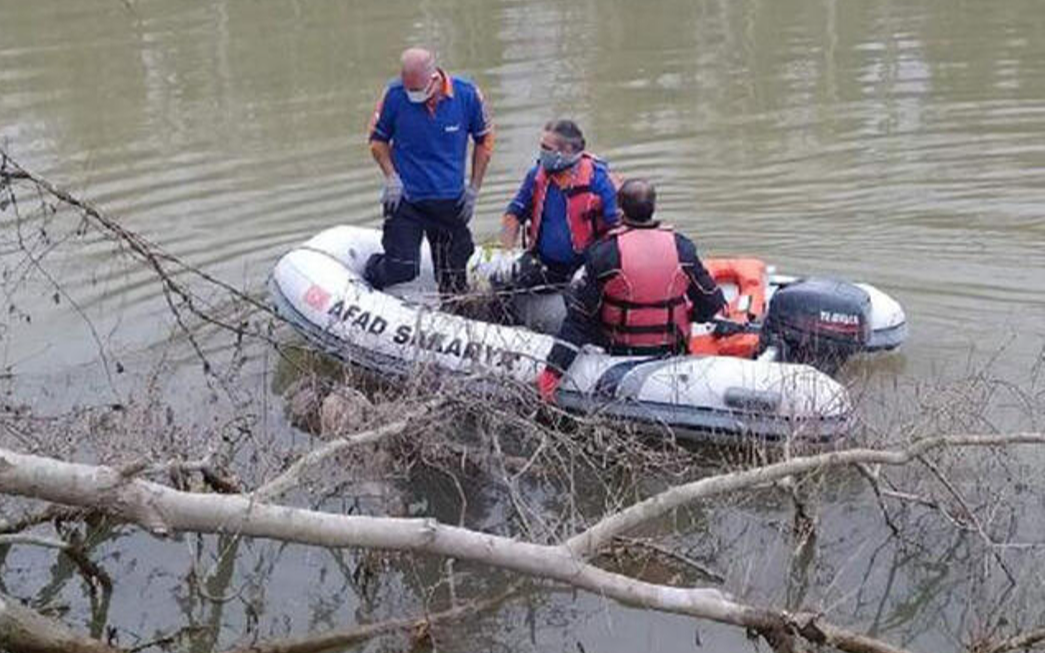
[303, 285, 331, 311]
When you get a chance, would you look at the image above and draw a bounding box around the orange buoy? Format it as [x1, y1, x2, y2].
[689, 258, 767, 359]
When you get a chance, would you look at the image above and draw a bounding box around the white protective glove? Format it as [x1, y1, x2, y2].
[381, 172, 404, 216]
[458, 184, 479, 223]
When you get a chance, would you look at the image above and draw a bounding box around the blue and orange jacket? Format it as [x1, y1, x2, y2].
[369, 70, 493, 201]
[506, 153, 618, 269]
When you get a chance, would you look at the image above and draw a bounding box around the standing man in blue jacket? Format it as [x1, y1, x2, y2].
[365, 47, 494, 295]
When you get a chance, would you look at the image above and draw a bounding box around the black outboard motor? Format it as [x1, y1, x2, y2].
[761, 278, 872, 373]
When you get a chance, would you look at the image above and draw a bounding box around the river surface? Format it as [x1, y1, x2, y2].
[2, 0, 1045, 651]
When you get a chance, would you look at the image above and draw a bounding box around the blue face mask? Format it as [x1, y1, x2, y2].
[539, 149, 581, 173]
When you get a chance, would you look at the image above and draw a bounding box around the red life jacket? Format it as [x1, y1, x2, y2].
[600, 225, 692, 351]
[528, 153, 609, 254]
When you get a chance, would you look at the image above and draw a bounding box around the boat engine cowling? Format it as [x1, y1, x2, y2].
[761, 278, 872, 372]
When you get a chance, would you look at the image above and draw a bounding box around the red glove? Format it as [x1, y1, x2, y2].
[536, 368, 563, 403]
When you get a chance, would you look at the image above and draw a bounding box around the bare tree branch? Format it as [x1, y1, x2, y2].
[0, 146, 292, 374]
[0, 533, 112, 591]
[0, 505, 88, 535]
[612, 536, 725, 584]
[977, 627, 1045, 653]
[218, 583, 518, 653]
[251, 399, 443, 503]
[916, 454, 1016, 583]
[564, 433, 1045, 559]
[0, 590, 122, 653]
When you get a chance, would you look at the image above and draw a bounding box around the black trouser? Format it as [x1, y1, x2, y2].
[363, 196, 474, 295]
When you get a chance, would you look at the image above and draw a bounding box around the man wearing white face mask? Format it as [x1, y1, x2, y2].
[365, 47, 494, 295]
[500, 120, 619, 291]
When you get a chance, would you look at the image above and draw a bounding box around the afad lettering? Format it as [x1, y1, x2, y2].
[326, 301, 521, 370]
[327, 301, 388, 335]
[393, 324, 521, 371]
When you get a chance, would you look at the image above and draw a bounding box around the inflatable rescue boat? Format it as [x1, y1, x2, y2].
[270, 226, 907, 444]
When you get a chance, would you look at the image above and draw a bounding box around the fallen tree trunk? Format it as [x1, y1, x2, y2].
[3, 437, 1042, 652]
[0, 447, 746, 624]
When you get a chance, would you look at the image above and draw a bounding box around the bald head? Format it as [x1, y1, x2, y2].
[401, 48, 437, 90]
[618, 178, 657, 223]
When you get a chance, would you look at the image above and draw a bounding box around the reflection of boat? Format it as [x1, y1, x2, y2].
[270, 226, 907, 444]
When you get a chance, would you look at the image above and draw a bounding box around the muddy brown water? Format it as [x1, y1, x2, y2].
[2, 0, 1044, 651]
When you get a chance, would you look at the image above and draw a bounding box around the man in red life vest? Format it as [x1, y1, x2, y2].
[536, 178, 726, 402]
[499, 120, 619, 290]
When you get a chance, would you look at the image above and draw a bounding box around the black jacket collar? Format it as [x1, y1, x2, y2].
[621, 217, 661, 229]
